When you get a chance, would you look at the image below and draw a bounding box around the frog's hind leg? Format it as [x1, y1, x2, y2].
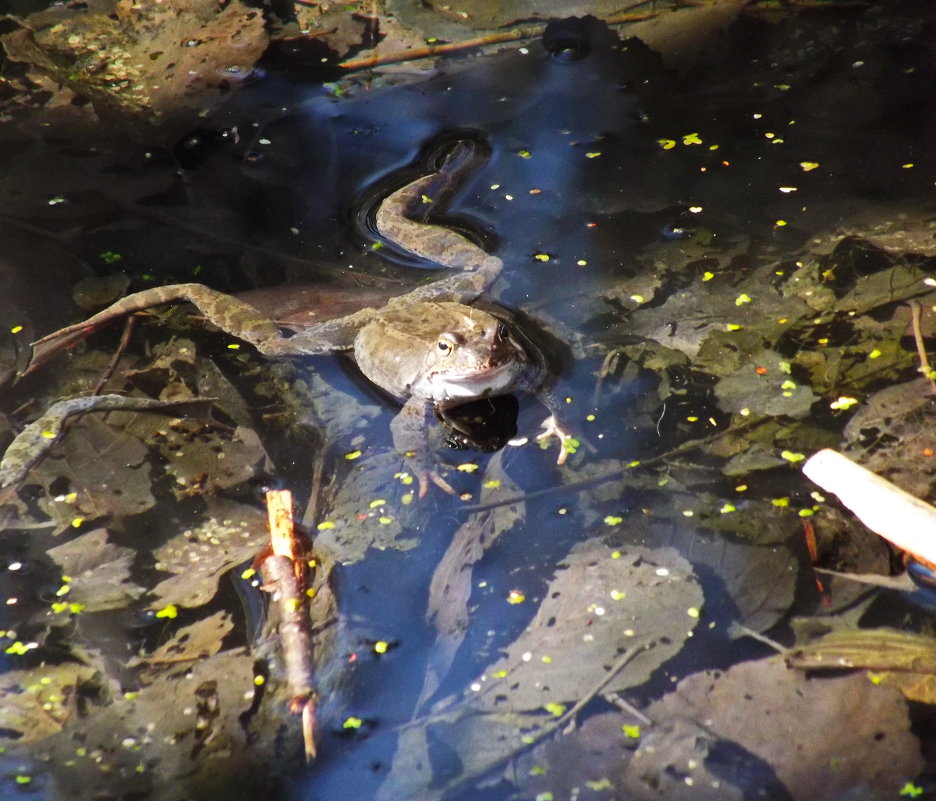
[28, 283, 286, 371]
[405, 137, 491, 223]
[375, 137, 502, 277]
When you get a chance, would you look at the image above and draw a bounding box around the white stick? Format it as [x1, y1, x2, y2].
[802, 448, 936, 564]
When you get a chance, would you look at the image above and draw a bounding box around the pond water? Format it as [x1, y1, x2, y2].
[2, 5, 936, 801]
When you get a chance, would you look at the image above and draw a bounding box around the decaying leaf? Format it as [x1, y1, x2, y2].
[714, 349, 818, 419]
[310, 450, 423, 564]
[147, 420, 273, 496]
[1, 0, 268, 135]
[787, 627, 936, 705]
[46, 528, 143, 612]
[381, 540, 703, 800]
[128, 611, 234, 679]
[27, 413, 155, 525]
[149, 499, 269, 609]
[26, 649, 268, 801]
[652, 516, 799, 635]
[0, 663, 106, 742]
[637, 656, 923, 801]
[420, 459, 525, 705]
[842, 378, 936, 500]
[467, 541, 701, 713]
[515, 712, 649, 801]
[0, 393, 212, 490]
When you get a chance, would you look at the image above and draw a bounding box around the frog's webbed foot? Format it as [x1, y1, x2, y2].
[536, 414, 583, 466]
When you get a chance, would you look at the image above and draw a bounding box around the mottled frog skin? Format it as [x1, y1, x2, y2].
[354, 301, 539, 403]
[33, 139, 564, 494]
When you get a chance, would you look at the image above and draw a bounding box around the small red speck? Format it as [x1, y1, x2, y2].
[586, 222, 597, 228]
[529, 188, 542, 195]
[348, 653, 358, 663]
[357, 513, 368, 520]
[755, 366, 767, 375]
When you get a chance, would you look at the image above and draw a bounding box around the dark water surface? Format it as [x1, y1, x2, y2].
[2, 5, 936, 800]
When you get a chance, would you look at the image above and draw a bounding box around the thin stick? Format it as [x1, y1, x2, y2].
[301, 457, 324, 530]
[338, 7, 669, 73]
[92, 314, 139, 396]
[553, 643, 650, 734]
[909, 300, 936, 393]
[340, 26, 549, 71]
[461, 414, 769, 513]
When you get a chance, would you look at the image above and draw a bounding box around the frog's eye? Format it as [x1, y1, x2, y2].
[495, 322, 509, 341]
[437, 333, 459, 355]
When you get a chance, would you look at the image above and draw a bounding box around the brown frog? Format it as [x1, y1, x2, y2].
[32, 139, 571, 495]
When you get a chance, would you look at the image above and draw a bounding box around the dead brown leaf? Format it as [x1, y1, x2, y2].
[2, 0, 268, 136]
[46, 528, 143, 612]
[149, 499, 269, 609]
[638, 656, 923, 800]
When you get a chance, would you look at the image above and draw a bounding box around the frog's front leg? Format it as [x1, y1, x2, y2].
[535, 392, 586, 466]
[390, 397, 455, 497]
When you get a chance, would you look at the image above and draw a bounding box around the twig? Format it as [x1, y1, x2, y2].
[909, 300, 936, 393]
[601, 692, 653, 725]
[301, 456, 324, 530]
[813, 567, 916, 592]
[259, 489, 318, 760]
[728, 623, 786, 653]
[91, 314, 139, 396]
[551, 642, 651, 735]
[340, 26, 548, 71]
[338, 7, 674, 73]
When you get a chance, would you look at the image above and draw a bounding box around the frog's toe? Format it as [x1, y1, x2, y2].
[417, 468, 455, 498]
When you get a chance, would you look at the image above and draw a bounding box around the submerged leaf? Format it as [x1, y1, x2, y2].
[46, 528, 143, 612]
[23, 649, 268, 801]
[129, 611, 235, 680]
[787, 628, 936, 704]
[714, 349, 818, 419]
[467, 541, 701, 713]
[637, 656, 922, 800]
[0, 394, 212, 489]
[382, 541, 703, 800]
[0, 663, 104, 742]
[148, 499, 270, 609]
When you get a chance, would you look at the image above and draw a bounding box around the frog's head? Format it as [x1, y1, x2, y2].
[410, 305, 535, 403]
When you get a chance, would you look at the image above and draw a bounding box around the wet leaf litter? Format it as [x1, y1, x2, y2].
[1, 1, 936, 800]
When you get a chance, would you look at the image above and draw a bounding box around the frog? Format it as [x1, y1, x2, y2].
[31, 138, 572, 496]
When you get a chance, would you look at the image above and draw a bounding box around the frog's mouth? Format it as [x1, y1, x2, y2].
[424, 360, 524, 401]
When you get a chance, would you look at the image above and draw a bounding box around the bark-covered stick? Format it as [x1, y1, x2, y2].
[261, 489, 318, 760]
[803, 448, 936, 567]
